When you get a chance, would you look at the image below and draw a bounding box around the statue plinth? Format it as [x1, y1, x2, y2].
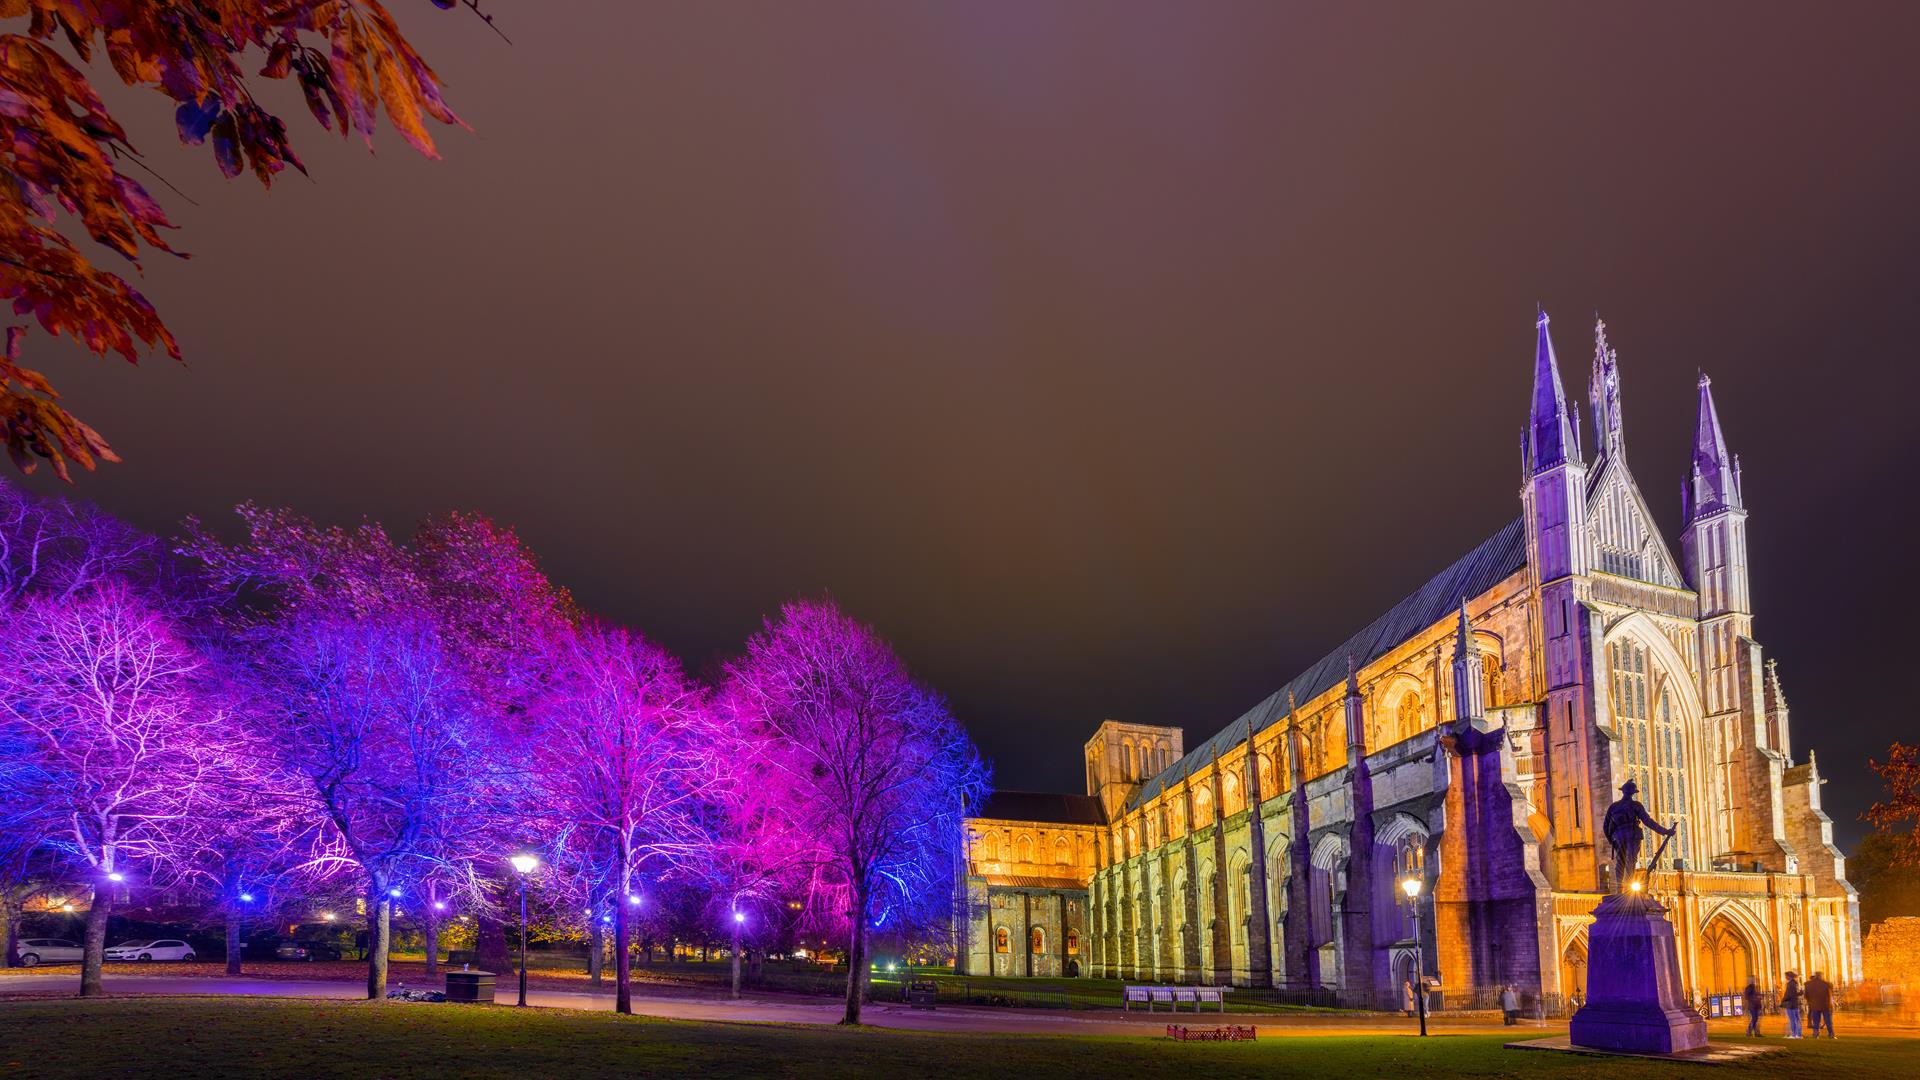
[1569, 892, 1707, 1054]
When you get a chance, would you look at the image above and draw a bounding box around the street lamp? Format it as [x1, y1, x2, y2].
[1401, 875, 1427, 1037]
[509, 854, 539, 1007]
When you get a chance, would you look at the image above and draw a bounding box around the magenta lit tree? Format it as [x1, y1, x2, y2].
[525, 623, 721, 1014]
[0, 583, 228, 996]
[724, 598, 988, 1024]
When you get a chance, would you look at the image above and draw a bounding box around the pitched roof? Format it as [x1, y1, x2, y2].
[1125, 516, 1528, 811]
[974, 791, 1106, 827]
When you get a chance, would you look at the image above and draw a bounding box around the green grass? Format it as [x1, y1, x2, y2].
[0, 998, 1907, 1079]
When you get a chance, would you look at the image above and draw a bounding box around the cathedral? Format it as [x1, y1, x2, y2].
[959, 312, 1860, 1009]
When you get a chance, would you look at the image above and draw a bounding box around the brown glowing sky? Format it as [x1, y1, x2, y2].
[27, 2, 1920, 847]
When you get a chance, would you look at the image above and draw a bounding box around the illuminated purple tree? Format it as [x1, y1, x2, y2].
[0, 584, 227, 996]
[724, 599, 988, 1024]
[525, 623, 720, 1014]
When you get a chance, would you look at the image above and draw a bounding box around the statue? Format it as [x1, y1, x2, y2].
[1602, 780, 1674, 891]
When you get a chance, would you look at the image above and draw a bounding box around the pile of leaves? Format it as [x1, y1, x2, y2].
[0, 0, 471, 478]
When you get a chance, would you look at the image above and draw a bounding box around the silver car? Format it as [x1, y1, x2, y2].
[16, 938, 82, 966]
[103, 939, 196, 962]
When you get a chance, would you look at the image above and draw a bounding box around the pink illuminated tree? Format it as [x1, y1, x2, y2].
[0, 583, 227, 996]
[724, 598, 988, 1024]
[524, 623, 721, 1014]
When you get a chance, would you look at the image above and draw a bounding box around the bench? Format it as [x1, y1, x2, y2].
[1124, 985, 1232, 1013]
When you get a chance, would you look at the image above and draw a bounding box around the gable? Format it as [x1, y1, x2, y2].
[1586, 457, 1684, 588]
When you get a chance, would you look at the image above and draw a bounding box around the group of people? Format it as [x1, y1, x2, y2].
[1742, 971, 1837, 1039]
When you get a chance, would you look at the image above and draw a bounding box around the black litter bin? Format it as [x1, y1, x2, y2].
[445, 970, 497, 1004]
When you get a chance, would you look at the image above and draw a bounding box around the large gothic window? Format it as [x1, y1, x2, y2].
[1610, 640, 1692, 869]
[1223, 772, 1243, 815]
[1257, 752, 1276, 797]
[1194, 784, 1213, 827]
[1482, 654, 1502, 708]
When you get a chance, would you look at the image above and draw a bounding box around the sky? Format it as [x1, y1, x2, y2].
[23, 2, 1920, 851]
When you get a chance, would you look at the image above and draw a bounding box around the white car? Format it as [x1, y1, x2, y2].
[103, 939, 196, 962]
[16, 938, 83, 966]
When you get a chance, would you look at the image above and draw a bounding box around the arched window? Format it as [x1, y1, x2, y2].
[1016, 835, 1033, 863]
[1257, 753, 1276, 796]
[1223, 772, 1243, 815]
[1124, 741, 1137, 780]
[994, 926, 1010, 953]
[1482, 653, 1502, 708]
[1030, 926, 1045, 954]
[1055, 836, 1072, 865]
[1066, 929, 1080, 955]
[1193, 785, 1213, 827]
[1610, 641, 1692, 870]
[1398, 691, 1423, 743]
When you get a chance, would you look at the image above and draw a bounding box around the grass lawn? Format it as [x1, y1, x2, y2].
[0, 997, 1906, 1079]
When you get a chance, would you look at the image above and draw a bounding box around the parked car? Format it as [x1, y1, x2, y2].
[273, 939, 343, 962]
[104, 939, 196, 962]
[16, 939, 83, 966]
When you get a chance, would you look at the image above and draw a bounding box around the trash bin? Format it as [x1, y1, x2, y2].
[445, 970, 497, 1004]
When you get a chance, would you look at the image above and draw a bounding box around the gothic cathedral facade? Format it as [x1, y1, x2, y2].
[978, 312, 1860, 1007]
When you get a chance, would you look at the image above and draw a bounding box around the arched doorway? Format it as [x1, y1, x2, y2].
[1698, 915, 1754, 995]
[1561, 935, 1589, 1007]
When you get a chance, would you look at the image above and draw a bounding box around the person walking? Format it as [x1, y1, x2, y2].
[1403, 979, 1416, 1018]
[1742, 977, 1763, 1036]
[1804, 971, 1834, 1039]
[1501, 984, 1519, 1026]
[1781, 971, 1803, 1038]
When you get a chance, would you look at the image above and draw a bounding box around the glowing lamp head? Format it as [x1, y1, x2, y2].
[107, 872, 125, 883]
[433, 901, 447, 911]
[388, 887, 402, 898]
[733, 911, 745, 924]
[322, 912, 336, 922]
[1400, 876, 1422, 900]
[1629, 880, 1643, 893]
[239, 893, 255, 903]
[627, 894, 642, 906]
[508, 854, 539, 875]
[61, 904, 75, 913]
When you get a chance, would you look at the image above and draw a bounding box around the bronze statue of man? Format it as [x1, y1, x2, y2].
[1601, 780, 1674, 891]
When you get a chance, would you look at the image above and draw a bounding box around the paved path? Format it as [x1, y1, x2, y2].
[0, 970, 1538, 1037]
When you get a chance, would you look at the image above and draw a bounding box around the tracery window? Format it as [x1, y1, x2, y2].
[1257, 752, 1276, 796]
[1397, 691, 1423, 743]
[1482, 654, 1502, 708]
[1193, 785, 1213, 828]
[1055, 836, 1072, 865]
[1610, 640, 1692, 869]
[1223, 772, 1243, 815]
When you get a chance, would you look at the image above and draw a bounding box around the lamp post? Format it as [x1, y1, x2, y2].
[1401, 875, 1427, 1037]
[509, 854, 539, 1007]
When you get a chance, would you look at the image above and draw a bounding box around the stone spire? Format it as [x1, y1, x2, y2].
[1590, 315, 1625, 462]
[1527, 308, 1581, 473]
[1344, 652, 1367, 762]
[1450, 598, 1485, 725]
[1684, 372, 1742, 523]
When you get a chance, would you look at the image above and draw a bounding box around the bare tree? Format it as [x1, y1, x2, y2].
[0, 584, 226, 995]
[725, 599, 988, 1024]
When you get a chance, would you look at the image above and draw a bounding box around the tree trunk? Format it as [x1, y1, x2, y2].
[365, 886, 391, 1000]
[2, 894, 23, 968]
[80, 887, 112, 998]
[423, 906, 440, 978]
[476, 913, 509, 972]
[588, 914, 605, 986]
[842, 877, 870, 1025]
[730, 919, 742, 999]
[225, 909, 243, 975]
[614, 889, 633, 1014]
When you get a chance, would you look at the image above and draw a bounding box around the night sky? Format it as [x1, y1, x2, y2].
[25, 3, 1920, 850]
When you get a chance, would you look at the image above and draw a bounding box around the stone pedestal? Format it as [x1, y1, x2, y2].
[1569, 892, 1707, 1054]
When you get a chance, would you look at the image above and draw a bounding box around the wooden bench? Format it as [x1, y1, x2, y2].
[1124, 985, 1232, 1013]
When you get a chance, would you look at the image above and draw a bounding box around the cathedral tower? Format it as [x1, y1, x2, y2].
[1521, 310, 1603, 888]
